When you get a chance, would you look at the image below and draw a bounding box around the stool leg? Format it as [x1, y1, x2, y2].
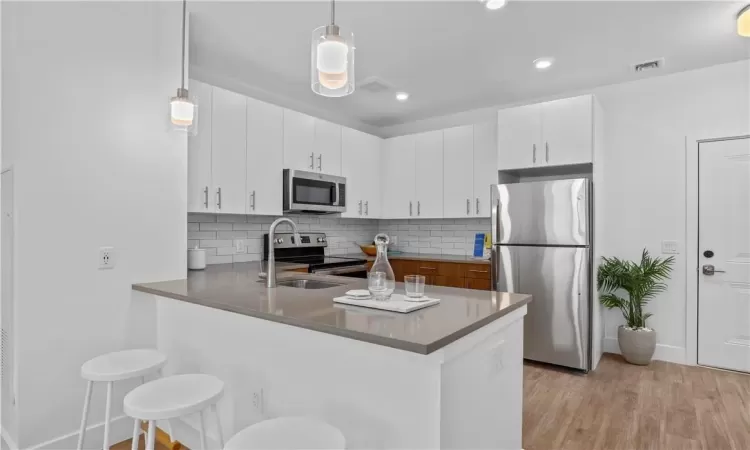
[145, 421, 156, 450]
[212, 404, 224, 449]
[103, 381, 113, 450]
[130, 419, 140, 450]
[76, 380, 94, 450]
[198, 410, 208, 450]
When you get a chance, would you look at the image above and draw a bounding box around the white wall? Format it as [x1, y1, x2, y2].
[2, 2, 186, 447]
[381, 59, 750, 364]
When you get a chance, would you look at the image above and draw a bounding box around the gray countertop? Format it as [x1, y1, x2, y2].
[353, 252, 491, 265]
[132, 263, 530, 355]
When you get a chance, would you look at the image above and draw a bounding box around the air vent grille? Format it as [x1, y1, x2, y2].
[633, 58, 665, 73]
[358, 76, 394, 94]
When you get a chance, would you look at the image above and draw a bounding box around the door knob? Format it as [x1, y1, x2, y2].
[702, 264, 726, 276]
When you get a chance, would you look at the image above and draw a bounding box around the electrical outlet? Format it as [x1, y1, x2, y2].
[99, 247, 115, 269]
[234, 239, 246, 253]
[252, 388, 265, 414]
[391, 235, 398, 245]
[661, 240, 679, 255]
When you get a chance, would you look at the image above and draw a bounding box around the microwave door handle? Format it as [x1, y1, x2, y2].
[330, 185, 338, 205]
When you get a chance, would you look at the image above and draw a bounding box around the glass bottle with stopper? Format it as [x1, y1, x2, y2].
[368, 233, 395, 301]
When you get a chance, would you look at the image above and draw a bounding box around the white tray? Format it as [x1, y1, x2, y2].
[333, 293, 440, 313]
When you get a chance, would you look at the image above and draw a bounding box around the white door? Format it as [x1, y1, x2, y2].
[698, 136, 750, 373]
[497, 103, 541, 170]
[211, 87, 247, 214]
[443, 125, 474, 218]
[187, 80, 213, 213]
[415, 130, 444, 218]
[473, 121, 498, 217]
[381, 135, 416, 219]
[283, 109, 316, 172]
[246, 97, 283, 216]
[314, 119, 342, 175]
[341, 127, 366, 218]
[541, 95, 593, 167]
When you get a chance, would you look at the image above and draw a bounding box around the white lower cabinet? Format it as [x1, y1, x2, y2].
[210, 87, 247, 215]
[414, 131, 444, 218]
[381, 135, 416, 219]
[342, 128, 381, 218]
[246, 97, 283, 216]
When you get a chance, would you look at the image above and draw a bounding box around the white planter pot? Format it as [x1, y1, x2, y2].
[617, 326, 656, 365]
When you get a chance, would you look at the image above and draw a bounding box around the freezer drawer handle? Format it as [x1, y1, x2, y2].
[420, 266, 437, 270]
[468, 269, 488, 273]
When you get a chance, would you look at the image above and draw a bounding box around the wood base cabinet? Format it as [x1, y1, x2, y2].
[370, 258, 491, 291]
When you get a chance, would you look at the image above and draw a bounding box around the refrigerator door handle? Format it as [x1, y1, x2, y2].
[491, 197, 501, 244]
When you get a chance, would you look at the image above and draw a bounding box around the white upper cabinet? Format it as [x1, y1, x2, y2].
[342, 128, 381, 218]
[314, 119, 342, 175]
[497, 95, 594, 171]
[283, 109, 316, 172]
[381, 135, 416, 219]
[472, 121, 498, 218]
[414, 130, 444, 219]
[497, 103, 542, 171]
[188, 80, 213, 213]
[211, 87, 247, 215]
[541, 96, 593, 167]
[246, 96, 283, 216]
[443, 126, 474, 218]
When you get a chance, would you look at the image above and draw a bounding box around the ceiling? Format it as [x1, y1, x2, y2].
[189, 1, 750, 131]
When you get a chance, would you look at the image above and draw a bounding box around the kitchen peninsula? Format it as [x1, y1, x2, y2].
[133, 263, 531, 449]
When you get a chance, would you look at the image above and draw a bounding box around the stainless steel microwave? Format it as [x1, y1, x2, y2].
[283, 169, 346, 214]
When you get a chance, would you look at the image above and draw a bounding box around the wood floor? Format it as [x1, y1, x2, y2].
[524, 354, 750, 450]
[113, 354, 748, 450]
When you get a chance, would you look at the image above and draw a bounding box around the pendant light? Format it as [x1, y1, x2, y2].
[311, 0, 355, 97]
[738, 5, 750, 37]
[170, 0, 197, 133]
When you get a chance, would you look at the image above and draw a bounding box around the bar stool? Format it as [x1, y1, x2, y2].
[124, 373, 224, 450]
[77, 349, 167, 450]
[224, 417, 346, 450]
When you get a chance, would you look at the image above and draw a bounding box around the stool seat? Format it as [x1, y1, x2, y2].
[81, 349, 166, 382]
[124, 374, 224, 421]
[224, 417, 345, 450]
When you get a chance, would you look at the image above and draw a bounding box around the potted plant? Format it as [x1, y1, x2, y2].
[597, 249, 675, 365]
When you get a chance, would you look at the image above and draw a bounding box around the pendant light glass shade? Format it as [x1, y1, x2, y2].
[738, 5, 750, 37]
[169, 88, 198, 135]
[311, 25, 355, 97]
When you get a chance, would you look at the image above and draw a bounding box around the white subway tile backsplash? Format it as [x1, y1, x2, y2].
[188, 213, 217, 223]
[380, 217, 489, 257]
[188, 223, 200, 232]
[217, 231, 249, 239]
[188, 231, 216, 240]
[199, 223, 233, 231]
[200, 239, 233, 248]
[232, 223, 262, 231]
[216, 247, 239, 256]
[207, 254, 232, 264]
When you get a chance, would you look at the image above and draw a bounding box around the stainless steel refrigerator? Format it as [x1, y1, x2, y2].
[490, 178, 592, 371]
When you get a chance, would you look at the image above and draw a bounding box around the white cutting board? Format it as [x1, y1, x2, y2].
[333, 294, 440, 313]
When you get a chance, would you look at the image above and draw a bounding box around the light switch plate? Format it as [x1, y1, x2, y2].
[661, 240, 679, 254]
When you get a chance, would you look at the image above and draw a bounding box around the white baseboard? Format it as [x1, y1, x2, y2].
[28, 415, 131, 450]
[603, 337, 688, 365]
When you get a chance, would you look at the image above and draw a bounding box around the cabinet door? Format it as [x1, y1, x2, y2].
[364, 135, 382, 219]
[465, 278, 491, 291]
[472, 121, 498, 217]
[211, 87, 247, 214]
[187, 80, 214, 213]
[283, 109, 316, 171]
[541, 95, 593, 166]
[381, 136, 416, 219]
[497, 103, 542, 170]
[314, 119, 342, 175]
[414, 130, 444, 218]
[341, 127, 366, 218]
[443, 126, 474, 218]
[247, 97, 283, 216]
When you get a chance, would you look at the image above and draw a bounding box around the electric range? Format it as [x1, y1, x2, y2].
[263, 232, 368, 278]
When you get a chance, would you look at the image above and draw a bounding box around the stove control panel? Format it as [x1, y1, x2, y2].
[266, 232, 327, 249]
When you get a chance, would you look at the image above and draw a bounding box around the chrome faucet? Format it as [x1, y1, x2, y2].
[267, 217, 301, 288]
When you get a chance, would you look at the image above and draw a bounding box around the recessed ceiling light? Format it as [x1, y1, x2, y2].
[396, 92, 409, 102]
[738, 5, 750, 37]
[482, 0, 507, 10]
[533, 57, 555, 70]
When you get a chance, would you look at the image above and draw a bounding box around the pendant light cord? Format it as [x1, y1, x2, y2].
[330, 0, 335, 25]
[180, 0, 187, 91]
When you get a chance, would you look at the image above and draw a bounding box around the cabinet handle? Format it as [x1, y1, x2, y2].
[317, 154, 322, 171]
[203, 186, 209, 209]
[533, 144, 536, 163]
[476, 198, 480, 215]
[250, 190, 256, 210]
[409, 201, 413, 216]
[358, 200, 363, 215]
[310, 152, 315, 170]
[216, 187, 222, 210]
[466, 199, 470, 215]
[420, 266, 436, 270]
[545, 142, 549, 163]
[365, 201, 369, 216]
[468, 269, 489, 273]
[418, 201, 421, 216]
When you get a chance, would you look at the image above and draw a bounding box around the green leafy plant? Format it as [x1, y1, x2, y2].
[597, 249, 675, 330]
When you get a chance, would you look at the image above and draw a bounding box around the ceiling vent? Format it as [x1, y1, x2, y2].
[633, 58, 665, 73]
[358, 76, 394, 94]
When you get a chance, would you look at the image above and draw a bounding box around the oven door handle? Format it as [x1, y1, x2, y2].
[312, 264, 368, 276]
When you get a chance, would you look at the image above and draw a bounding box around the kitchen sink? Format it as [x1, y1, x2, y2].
[276, 279, 345, 290]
